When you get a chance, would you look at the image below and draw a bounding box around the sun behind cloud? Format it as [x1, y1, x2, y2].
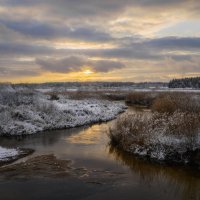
[83, 69, 94, 75]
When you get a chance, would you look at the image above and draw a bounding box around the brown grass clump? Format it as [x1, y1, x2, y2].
[109, 113, 150, 148]
[47, 90, 127, 101]
[151, 112, 200, 139]
[151, 94, 178, 114]
[125, 92, 157, 107]
[151, 92, 200, 114]
[109, 112, 200, 157]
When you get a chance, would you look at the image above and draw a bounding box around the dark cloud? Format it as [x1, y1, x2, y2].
[36, 56, 85, 73]
[91, 60, 125, 72]
[0, 36, 199, 62]
[36, 56, 124, 73]
[99, 37, 200, 60]
[0, 58, 40, 78]
[0, 42, 55, 56]
[2, 0, 197, 14]
[85, 47, 161, 60]
[0, 19, 112, 42]
[144, 37, 200, 49]
[0, 65, 40, 78]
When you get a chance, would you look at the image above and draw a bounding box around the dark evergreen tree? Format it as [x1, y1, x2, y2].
[169, 77, 200, 88]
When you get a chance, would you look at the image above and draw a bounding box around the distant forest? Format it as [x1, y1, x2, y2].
[169, 77, 200, 88]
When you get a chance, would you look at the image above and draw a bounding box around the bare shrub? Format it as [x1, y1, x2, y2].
[125, 92, 157, 107]
[35, 101, 57, 114]
[49, 93, 59, 101]
[152, 92, 200, 113]
[103, 92, 127, 101]
[150, 111, 200, 138]
[151, 94, 177, 114]
[47, 90, 128, 101]
[71, 90, 98, 100]
[109, 111, 200, 158]
[0, 90, 35, 106]
[109, 113, 151, 148]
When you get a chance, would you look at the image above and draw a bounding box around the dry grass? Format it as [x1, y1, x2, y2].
[151, 92, 200, 114]
[47, 90, 127, 101]
[125, 92, 157, 107]
[109, 111, 200, 158]
[109, 92, 200, 165]
[125, 91, 200, 114]
[151, 112, 200, 139]
[109, 113, 151, 147]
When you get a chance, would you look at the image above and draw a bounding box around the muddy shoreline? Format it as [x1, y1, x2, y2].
[0, 154, 127, 187]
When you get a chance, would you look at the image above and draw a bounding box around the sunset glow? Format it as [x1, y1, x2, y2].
[83, 69, 93, 75]
[0, 0, 200, 83]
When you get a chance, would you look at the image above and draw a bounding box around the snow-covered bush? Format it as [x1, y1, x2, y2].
[0, 90, 35, 106]
[0, 89, 126, 136]
[109, 112, 200, 166]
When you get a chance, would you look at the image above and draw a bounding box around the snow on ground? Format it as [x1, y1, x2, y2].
[0, 93, 126, 136]
[133, 88, 200, 93]
[0, 146, 34, 165]
[0, 147, 19, 161]
[35, 88, 53, 93]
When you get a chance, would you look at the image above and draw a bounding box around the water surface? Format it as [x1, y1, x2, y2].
[0, 108, 199, 200]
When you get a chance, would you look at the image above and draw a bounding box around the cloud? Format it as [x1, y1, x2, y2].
[2, 0, 198, 13]
[36, 56, 125, 73]
[144, 37, 200, 49]
[0, 36, 199, 61]
[0, 35, 199, 66]
[2, 0, 200, 37]
[0, 19, 112, 42]
[0, 0, 200, 82]
[0, 42, 55, 56]
[80, 37, 200, 61]
[0, 65, 40, 78]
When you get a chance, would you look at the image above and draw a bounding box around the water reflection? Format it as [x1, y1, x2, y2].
[109, 145, 200, 200]
[0, 127, 85, 148]
[66, 124, 107, 145]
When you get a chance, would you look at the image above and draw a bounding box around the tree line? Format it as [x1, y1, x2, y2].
[169, 77, 200, 88]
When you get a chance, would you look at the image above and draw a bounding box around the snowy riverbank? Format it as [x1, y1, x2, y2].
[0, 147, 34, 166]
[0, 147, 19, 162]
[109, 111, 200, 168]
[0, 93, 126, 136]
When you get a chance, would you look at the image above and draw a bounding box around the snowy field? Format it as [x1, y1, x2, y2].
[0, 85, 126, 136]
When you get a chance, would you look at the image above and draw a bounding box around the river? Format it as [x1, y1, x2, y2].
[0, 107, 199, 200]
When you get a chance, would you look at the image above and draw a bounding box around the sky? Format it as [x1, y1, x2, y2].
[0, 0, 200, 83]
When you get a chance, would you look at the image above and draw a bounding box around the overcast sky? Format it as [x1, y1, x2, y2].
[0, 0, 200, 83]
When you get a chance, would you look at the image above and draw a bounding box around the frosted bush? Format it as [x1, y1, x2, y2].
[109, 111, 200, 164]
[0, 90, 126, 136]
